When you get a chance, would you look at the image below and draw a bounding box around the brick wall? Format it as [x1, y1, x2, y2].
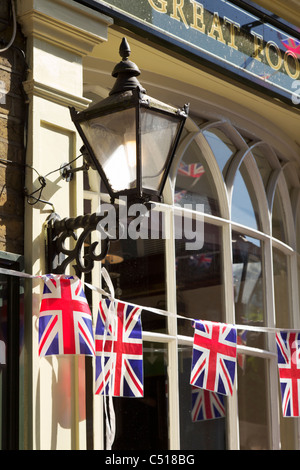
[0, 1, 27, 255]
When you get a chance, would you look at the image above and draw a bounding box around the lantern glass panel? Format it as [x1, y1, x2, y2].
[140, 108, 181, 192]
[81, 107, 137, 192]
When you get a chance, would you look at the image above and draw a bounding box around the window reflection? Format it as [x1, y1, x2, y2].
[273, 248, 290, 328]
[238, 356, 271, 450]
[112, 342, 168, 450]
[279, 389, 298, 449]
[175, 139, 220, 215]
[178, 344, 226, 450]
[103, 208, 167, 333]
[231, 160, 261, 230]
[176, 221, 224, 336]
[272, 189, 287, 242]
[232, 232, 265, 348]
[252, 146, 273, 189]
[203, 128, 236, 177]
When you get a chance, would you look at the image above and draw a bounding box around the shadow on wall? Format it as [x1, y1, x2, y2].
[0, 0, 27, 256]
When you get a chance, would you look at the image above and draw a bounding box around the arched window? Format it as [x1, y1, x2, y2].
[84, 104, 300, 451]
[172, 115, 299, 450]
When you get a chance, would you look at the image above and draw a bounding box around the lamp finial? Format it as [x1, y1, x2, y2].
[109, 38, 146, 95]
[119, 37, 131, 60]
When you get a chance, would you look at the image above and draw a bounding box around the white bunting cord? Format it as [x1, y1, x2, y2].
[0, 266, 299, 335]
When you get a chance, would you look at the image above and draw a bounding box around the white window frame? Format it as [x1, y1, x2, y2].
[83, 102, 300, 450]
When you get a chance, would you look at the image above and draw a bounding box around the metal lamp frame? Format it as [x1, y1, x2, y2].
[45, 38, 188, 276]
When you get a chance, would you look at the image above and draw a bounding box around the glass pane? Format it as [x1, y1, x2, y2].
[279, 400, 297, 449]
[81, 108, 137, 192]
[112, 341, 168, 450]
[176, 220, 224, 336]
[231, 161, 261, 230]
[273, 248, 290, 328]
[175, 139, 220, 215]
[141, 108, 180, 192]
[252, 146, 273, 189]
[232, 232, 266, 347]
[238, 356, 271, 449]
[179, 344, 226, 450]
[103, 207, 167, 333]
[272, 189, 287, 242]
[203, 128, 237, 177]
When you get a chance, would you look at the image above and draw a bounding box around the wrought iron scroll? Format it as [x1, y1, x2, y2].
[45, 212, 111, 276]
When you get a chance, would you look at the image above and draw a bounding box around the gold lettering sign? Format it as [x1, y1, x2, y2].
[148, 0, 167, 13]
[97, 0, 300, 101]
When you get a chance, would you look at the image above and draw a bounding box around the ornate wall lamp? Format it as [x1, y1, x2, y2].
[46, 38, 189, 276]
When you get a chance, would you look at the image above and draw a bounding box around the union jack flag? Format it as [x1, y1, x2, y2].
[38, 276, 95, 357]
[276, 331, 300, 417]
[178, 161, 205, 178]
[190, 320, 237, 396]
[281, 37, 300, 58]
[189, 253, 212, 269]
[95, 299, 143, 397]
[174, 189, 187, 204]
[191, 386, 225, 421]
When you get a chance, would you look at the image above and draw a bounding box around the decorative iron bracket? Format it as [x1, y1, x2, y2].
[45, 212, 112, 276]
[45, 201, 153, 276]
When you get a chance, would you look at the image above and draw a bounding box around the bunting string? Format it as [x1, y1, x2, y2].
[0, 266, 299, 335]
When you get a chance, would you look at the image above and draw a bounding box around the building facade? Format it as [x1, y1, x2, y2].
[0, 0, 300, 450]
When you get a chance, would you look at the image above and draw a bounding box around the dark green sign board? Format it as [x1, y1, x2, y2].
[80, 0, 300, 105]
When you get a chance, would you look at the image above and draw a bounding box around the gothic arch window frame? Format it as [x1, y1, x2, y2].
[166, 108, 300, 450]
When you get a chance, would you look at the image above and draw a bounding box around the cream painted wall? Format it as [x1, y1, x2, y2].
[16, 0, 113, 450]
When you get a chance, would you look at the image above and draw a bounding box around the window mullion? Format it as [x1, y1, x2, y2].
[223, 222, 240, 450]
[165, 207, 180, 449]
[265, 237, 281, 449]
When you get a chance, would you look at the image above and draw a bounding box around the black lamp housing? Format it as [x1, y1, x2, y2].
[70, 38, 189, 204]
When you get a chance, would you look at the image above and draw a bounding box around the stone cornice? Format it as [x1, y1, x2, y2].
[17, 0, 113, 55]
[23, 79, 91, 109]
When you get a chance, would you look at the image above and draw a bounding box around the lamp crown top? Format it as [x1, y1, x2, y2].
[109, 38, 146, 95]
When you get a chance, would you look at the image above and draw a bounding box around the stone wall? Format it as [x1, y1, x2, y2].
[0, 0, 26, 254]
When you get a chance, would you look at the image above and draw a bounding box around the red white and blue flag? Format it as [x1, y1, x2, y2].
[276, 331, 300, 417]
[190, 320, 237, 396]
[174, 189, 187, 204]
[191, 386, 225, 421]
[95, 299, 143, 397]
[281, 37, 300, 58]
[178, 162, 205, 178]
[38, 276, 95, 357]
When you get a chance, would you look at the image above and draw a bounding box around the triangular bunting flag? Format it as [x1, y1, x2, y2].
[38, 276, 95, 357]
[276, 331, 300, 417]
[190, 320, 237, 396]
[95, 298, 144, 397]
